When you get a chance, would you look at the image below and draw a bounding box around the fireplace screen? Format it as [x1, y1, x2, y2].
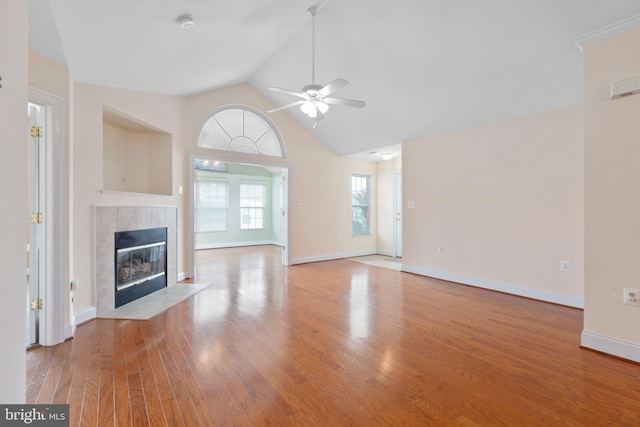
[116, 241, 166, 291]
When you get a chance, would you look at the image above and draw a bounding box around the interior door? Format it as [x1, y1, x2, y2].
[393, 172, 403, 258]
[27, 101, 46, 348]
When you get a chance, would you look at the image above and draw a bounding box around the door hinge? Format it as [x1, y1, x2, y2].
[282, 246, 285, 251]
[282, 210, 285, 217]
[30, 298, 43, 311]
[30, 212, 43, 224]
[282, 175, 285, 182]
[30, 126, 43, 138]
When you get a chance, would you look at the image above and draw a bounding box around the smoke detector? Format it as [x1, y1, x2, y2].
[177, 15, 195, 29]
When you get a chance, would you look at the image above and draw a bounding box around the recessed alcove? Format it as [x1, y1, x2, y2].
[103, 107, 172, 196]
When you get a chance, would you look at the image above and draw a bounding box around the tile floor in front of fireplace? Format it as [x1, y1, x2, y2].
[98, 283, 211, 320]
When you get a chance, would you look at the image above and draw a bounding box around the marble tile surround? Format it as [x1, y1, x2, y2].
[94, 205, 178, 316]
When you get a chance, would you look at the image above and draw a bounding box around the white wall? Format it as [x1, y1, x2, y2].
[583, 26, 640, 361]
[402, 104, 584, 307]
[0, 0, 28, 403]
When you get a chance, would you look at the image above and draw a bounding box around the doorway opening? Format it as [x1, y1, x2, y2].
[189, 156, 289, 281]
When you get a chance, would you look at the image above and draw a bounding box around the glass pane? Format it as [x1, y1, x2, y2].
[256, 129, 283, 157]
[244, 110, 270, 141]
[214, 108, 243, 139]
[197, 117, 229, 150]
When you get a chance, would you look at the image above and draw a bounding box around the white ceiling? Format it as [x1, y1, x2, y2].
[29, 0, 640, 159]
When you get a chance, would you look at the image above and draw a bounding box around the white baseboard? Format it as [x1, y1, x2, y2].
[196, 240, 280, 250]
[291, 250, 376, 265]
[73, 306, 96, 327]
[581, 330, 640, 363]
[177, 271, 187, 282]
[377, 250, 394, 257]
[401, 264, 584, 308]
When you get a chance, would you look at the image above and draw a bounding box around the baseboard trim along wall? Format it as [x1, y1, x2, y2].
[291, 250, 377, 265]
[581, 330, 640, 363]
[196, 240, 281, 250]
[401, 264, 584, 309]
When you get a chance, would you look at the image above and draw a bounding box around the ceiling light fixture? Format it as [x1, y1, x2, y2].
[177, 15, 195, 29]
[381, 153, 393, 160]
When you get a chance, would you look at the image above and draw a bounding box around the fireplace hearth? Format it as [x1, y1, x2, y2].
[114, 227, 167, 308]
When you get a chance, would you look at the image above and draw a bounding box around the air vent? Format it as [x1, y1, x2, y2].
[610, 76, 640, 99]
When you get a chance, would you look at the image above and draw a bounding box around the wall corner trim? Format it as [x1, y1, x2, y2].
[401, 264, 584, 308]
[581, 330, 640, 363]
[574, 13, 640, 51]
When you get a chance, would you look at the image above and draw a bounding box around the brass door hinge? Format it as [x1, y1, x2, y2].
[30, 126, 43, 138]
[30, 212, 43, 224]
[30, 298, 43, 311]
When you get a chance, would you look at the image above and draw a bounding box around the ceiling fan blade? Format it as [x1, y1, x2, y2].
[319, 78, 348, 97]
[268, 100, 305, 113]
[268, 87, 307, 99]
[324, 97, 366, 108]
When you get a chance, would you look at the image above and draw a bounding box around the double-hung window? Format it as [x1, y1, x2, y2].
[240, 182, 266, 230]
[195, 178, 228, 232]
[352, 175, 371, 235]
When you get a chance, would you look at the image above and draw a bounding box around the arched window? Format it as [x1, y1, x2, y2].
[197, 106, 285, 158]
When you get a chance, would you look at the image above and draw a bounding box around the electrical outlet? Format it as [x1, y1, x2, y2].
[437, 246, 444, 255]
[623, 288, 640, 306]
[560, 260, 570, 271]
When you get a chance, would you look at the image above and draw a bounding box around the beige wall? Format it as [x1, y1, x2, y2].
[402, 104, 584, 306]
[72, 83, 188, 313]
[186, 83, 377, 263]
[376, 157, 402, 255]
[583, 27, 640, 358]
[31, 75, 377, 319]
[0, 0, 28, 403]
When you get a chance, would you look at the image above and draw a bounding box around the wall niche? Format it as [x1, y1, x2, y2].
[103, 107, 172, 196]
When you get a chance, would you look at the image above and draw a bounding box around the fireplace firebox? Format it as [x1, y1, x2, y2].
[114, 227, 167, 308]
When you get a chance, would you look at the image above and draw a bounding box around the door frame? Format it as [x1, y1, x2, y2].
[29, 87, 66, 346]
[393, 171, 402, 259]
[188, 151, 291, 278]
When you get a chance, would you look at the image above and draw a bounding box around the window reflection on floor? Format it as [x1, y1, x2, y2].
[349, 272, 370, 339]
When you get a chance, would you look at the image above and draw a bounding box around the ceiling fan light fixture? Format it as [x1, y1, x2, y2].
[316, 100, 329, 114]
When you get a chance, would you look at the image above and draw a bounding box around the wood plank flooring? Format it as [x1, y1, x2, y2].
[27, 246, 640, 425]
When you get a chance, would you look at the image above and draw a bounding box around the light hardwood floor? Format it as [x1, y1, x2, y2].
[27, 246, 640, 425]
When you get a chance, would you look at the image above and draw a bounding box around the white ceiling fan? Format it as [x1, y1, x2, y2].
[267, 5, 365, 123]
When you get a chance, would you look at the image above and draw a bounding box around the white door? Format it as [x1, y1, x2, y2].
[27, 101, 46, 348]
[393, 172, 402, 258]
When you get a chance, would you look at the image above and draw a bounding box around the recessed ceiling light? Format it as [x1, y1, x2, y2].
[177, 15, 195, 29]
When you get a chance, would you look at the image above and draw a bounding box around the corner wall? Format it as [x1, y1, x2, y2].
[402, 105, 584, 307]
[583, 26, 640, 361]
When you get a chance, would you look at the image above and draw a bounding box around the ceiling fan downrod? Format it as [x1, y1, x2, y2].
[309, 5, 318, 85]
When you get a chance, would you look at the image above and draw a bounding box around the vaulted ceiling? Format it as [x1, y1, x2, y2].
[29, 0, 640, 159]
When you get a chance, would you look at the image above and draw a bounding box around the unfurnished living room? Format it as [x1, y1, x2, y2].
[3, 0, 640, 425]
